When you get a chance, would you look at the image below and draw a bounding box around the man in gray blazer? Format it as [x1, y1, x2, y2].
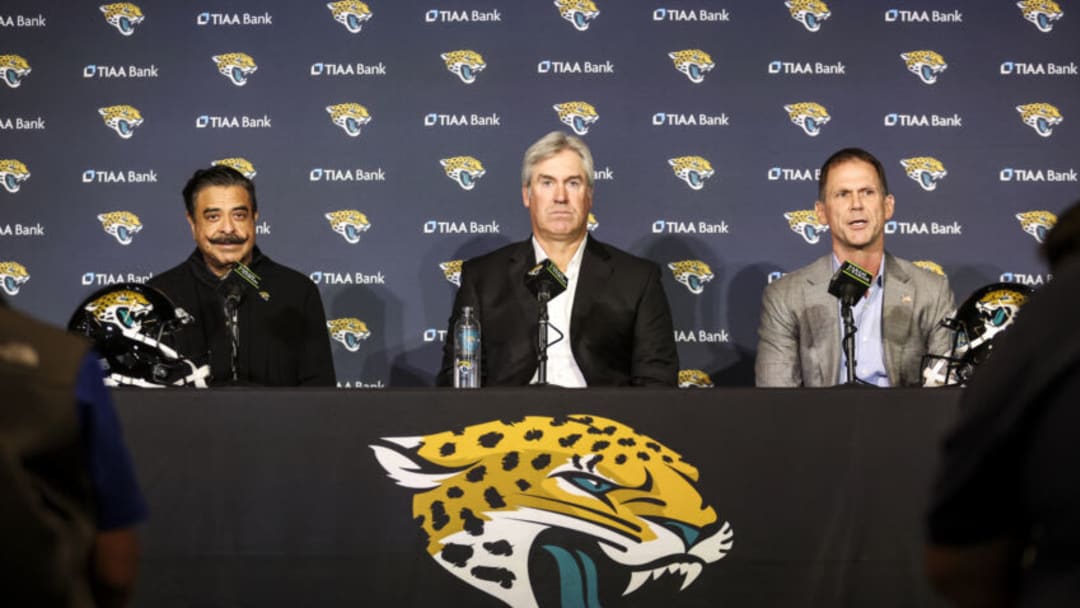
[755, 148, 955, 387]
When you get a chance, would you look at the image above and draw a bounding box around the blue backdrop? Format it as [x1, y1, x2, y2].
[2, 1, 1077, 387]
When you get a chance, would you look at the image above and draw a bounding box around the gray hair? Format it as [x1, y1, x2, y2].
[521, 131, 595, 189]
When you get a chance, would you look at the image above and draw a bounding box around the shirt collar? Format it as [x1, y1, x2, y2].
[531, 234, 588, 279]
[830, 253, 884, 287]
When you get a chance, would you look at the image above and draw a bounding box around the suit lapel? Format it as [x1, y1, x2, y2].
[570, 237, 612, 340]
[882, 253, 913, 385]
[803, 255, 840, 386]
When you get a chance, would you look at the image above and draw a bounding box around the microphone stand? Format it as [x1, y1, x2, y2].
[536, 287, 551, 386]
[223, 293, 241, 383]
[840, 299, 857, 385]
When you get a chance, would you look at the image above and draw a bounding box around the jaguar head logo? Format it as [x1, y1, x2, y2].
[212, 53, 258, 86]
[678, 369, 714, 388]
[1016, 210, 1057, 243]
[900, 50, 947, 85]
[587, 212, 599, 231]
[441, 50, 486, 84]
[85, 289, 152, 331]
[440, 156, 486, 190]
[325, 209, 371, 244]
[784, 210, 830, 244]
[975, 289, 1029, 340]
[0, 54, 31, 89]
[553, 101, 599, 136]
[0, 159, 31, 194]
[212, 157, 257, 179]
[900, 157, 948, 192]
[784, 102, 830, 137]
[0, 262, 30, 296]
[327, 0, 372, 33]
[327, 317, 372, 352]
[555, 0, 600, 31]
[372, 415, 733, 608]
[668, 156, 715, 190]
[913, 260, 947, 277]
[439, 260, 463, 287]
[1017, 102, 1063, 137]
[97, 211, 143, 245]
[1017, 0, 1064, 32]
[100, 3, 144, 36]
[668, 260, 715, 295]
[786, 0, 831, 32]
[668, 49, 715, 83]
[98, 105, 143, 139]
[327, 102, 372, 137]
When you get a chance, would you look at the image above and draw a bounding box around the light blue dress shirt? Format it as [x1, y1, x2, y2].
[834, 256, 889, 387]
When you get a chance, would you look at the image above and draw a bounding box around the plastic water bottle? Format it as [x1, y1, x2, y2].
[453, 306, 481, 388]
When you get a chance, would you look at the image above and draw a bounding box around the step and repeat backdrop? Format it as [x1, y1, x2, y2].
[2, 1, 1077, 387]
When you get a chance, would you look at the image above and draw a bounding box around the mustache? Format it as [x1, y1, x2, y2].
[209, 234, 248, 245]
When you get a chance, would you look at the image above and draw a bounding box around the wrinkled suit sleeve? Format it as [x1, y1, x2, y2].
[755, 280, 803, 387]
[924, 273, 957, 361]
[629, 264, 678, 387]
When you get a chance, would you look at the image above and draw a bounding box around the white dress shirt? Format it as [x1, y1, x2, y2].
[529, 235, 588, 387]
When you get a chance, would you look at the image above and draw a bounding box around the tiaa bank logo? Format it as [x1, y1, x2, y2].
[0, 261, 30, 296]
[327, 102, 371, 137]
[678, 369, 714, 388]
[1018, 0, 1063, 32]
[0, 159, 31, 193]
[784, 102, 830, 136]
[371, 415, 733, 608]
[668, 260, 715, 294]
[913, 260, 947, 277]
[97, 211, 142, 245]
[553, 101, 599, 135]
[327, 0, 372, 33]
[668, 156, 714, 190]
[900, 157, 948, 191]
[212, 53, 257, 86]
[98, 105, 143, 139]
[440, 156, 486, 190]
[326, 317, 371, 352]
[325, 209, 371, 244]
[786, 0, 831, 32]
[212, 157, 257, 179]
[1016, 210, 1057, 243]
[100, 3, 144, 36]
[900, 50, 947, 85]
[1000, 271, 1053, 286]
[669, 49, 714, 83]
[784, 210, 829, 244]
[439, 260, 462, 286]
[1017, 102, 1063, 137]
[0, 55, 31, 88]
[441, 50, 485, 84]
[555, 0, 600, 31]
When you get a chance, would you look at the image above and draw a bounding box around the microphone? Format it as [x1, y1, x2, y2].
[216, 267, 247, 383]
[828, 261, 873, 307]
[524, 259, 568, 303]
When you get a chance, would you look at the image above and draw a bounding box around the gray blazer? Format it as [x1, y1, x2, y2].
[755, 253, 955, 387]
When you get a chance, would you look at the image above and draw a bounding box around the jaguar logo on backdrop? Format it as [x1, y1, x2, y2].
[440, 156, 486, 190]
[553, 101, 598, 135]
[0, 262, 30, 296]
[587, 213, 598, 231]
[98, 105, 143, 139]
[668, 156, 715, 190]
[97, 212, 143, 245]
[327, 103, 372, 137]
[669, 49, 714, 83]
[211, 158, 257, 179]
[325, 210, 372, 244]
[212, 53, 258, 86]
[327, 1, 372, 33]
[912, 261, 947, 277]
[899, 157, 948, 191]
[100, 3, 144, 36]
[783, 210, 829, 245]
[555, 0, 600, 31]
[0, 159, 30, 193]
[786, 0, 831, 32]
[900, 50, 947, 84]
[327, 317, 371, 352]
[1017, 0, 1064, 32]
[784, 102, 830, 136]
[678, 369, 715, 388]
[0, 54, 31, 88]
[372, 415, 733, 608]
[1016, 103, 1063, 137]
[1016, 210, 1057, 243]
[439, 260, 462, 286]
[668, 260, 715, 294]
[442, 50, 486, 84]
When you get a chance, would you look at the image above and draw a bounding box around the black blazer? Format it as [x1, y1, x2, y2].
[437, 237, 678, 387]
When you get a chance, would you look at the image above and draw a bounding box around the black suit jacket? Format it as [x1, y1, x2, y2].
[437, 237, 678, 387]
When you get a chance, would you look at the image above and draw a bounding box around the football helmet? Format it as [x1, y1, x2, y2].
[922, 282, 1034, 387]
[67, 283, 210, 388]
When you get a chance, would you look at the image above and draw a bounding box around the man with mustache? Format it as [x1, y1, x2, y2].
[755, 147, 955, 387]
[149, 166, 335, 386]
[436, 131, 678, 387]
